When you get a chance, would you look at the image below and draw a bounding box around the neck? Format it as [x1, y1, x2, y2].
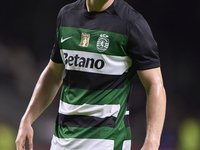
[86, 0, 114, 12]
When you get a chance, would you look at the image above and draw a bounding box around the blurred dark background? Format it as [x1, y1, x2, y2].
[0, 0, 200, 150]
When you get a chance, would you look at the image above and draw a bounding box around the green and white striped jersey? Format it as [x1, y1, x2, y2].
[50, 0, 160, 149]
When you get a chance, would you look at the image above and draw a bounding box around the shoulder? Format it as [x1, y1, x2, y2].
[57, 0, 83, 18]
[113, 0, 143, 25]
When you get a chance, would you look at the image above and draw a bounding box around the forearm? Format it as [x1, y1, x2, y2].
[137, 68, 166, 149]
[144, 83, 166, 148]
[21, 61, 64, 125]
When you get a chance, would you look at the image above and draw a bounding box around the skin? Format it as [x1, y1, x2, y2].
[15, 1, 166, 150]
[15, 60, 65, 150]
[86, 0, 114, 12]
[138, 68, 166, 150]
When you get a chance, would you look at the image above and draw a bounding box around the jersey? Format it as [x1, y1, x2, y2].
[50, 0, 160, 150]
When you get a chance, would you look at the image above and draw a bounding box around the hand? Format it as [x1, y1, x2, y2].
[15, 122, 34, 150]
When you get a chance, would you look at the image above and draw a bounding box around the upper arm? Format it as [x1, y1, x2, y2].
[137, 67, 164, 92]
[45, 60, 65, 84]
[48, 59, 65, 73]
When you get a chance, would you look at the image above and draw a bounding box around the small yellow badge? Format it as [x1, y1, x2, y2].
[79, 33, 90, 47]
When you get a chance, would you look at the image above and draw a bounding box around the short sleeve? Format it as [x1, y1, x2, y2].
[126, 15, 160, 70]
[50, 15, 63, 63]
[50, 39, 63, 63]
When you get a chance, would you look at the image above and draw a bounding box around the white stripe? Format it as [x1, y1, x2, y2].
[59, 101, 120, 118]
[60, 49, 132, 75]
[50, 135, 114, 150]
[122, 140, 131, 150]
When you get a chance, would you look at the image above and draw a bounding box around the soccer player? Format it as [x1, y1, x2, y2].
[15, 0, 166, 150]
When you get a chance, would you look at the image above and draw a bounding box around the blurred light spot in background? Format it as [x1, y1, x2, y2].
[0, 123, 16, 150]
[178, 118, 200, 150]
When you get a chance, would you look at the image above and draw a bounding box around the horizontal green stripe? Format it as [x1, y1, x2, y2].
[60, 85, 130, 105]
[57, 27, 128, 56]
[54, 124, 116, 140]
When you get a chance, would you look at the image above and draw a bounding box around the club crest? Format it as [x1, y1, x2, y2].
[96, 34, 110, 52]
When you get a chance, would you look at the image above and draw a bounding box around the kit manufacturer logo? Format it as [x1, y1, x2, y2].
[61, 36, 72, 43]
[79, 33, 90, 47]
[96, 34, 110, 52]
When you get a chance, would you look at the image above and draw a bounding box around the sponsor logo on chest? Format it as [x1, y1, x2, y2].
[63, 52, 105, 70]
[61, 49, 132, 75]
